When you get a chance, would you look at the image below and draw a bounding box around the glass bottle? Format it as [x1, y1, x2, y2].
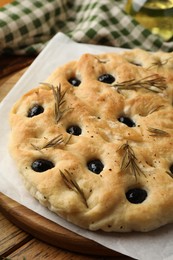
[125, 0, 173, 41]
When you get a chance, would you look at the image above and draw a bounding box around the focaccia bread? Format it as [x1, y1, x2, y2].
[9, 49, 173, 232]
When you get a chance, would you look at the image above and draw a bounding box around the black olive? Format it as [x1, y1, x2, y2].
[66, 125, 82, 136]
[126, 188, 147, 204]
[87, 159, 104, 174]
[98, 74, 115, 84]
[118, 116, 136, 127]
[31, 159, 54, 172]
[28, 105, 44, 117]
[68, 77, 81, 87]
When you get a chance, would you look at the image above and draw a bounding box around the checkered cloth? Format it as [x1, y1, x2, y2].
[0, 0, 173, 55]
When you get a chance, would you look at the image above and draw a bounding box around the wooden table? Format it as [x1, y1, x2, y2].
[0, 58, 134, 260]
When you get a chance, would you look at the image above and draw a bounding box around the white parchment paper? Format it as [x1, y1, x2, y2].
[0, 33, 173, 260]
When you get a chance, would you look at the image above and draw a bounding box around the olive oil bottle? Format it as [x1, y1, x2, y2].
[125, 0, 173, 41]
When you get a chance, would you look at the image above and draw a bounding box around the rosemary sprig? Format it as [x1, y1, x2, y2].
[147, 127, 169, 137]
[147, 57, 171, 70]
[118, 142, 145, 180]
[41, 82, 71, 123]
[113, 74, 167, 93]
[52, 84, 69, 123]
[60, 169, 88, 208]
[31, 134, 64, 152]
[42, 134, 64, 148]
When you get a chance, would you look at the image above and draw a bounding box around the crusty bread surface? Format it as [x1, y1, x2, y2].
[9, 49, 173, 232]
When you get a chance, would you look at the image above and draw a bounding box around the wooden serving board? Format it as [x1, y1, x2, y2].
[0, 68, 120, 257]
[0, 193, 119, 256]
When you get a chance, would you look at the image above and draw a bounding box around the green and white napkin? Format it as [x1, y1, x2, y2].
[0, 0, 173, 55]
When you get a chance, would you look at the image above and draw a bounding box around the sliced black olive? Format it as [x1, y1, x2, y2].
[126, 188, 147, 204]
[118, 116, 136, 127]
[68, 77, 81, 87]
[66, 125, 82, 136]
[87, 159, 104, 174]
[27, 105, 44, 117]
[31, 159, 54, 172]
[98, 74, 115, 84]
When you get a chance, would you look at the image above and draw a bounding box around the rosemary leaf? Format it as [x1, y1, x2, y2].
[148, 127, 169, 137]
[41, 82, 71, 123]
[113, 74, 167, 93]
[60, 169, 88, 208]
[42, 134, 64, 148]
[148, 105, 165, 114]
[31, 143, 44, 154]
[64, 134, 72, 145]
[95, 56, 109, 64]
[166, 170, 173, 178]
[118, 142, 145, 180]
[31, 134, 64, 153]
[148, 57, 171, 70]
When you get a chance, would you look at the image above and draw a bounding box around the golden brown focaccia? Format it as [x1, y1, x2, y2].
[9, 50, 173, 232]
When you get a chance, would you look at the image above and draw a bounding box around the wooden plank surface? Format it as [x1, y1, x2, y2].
[8, 239, 117, 260]
[0, 67, 133, 259]
[0, 212, 31, 257]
